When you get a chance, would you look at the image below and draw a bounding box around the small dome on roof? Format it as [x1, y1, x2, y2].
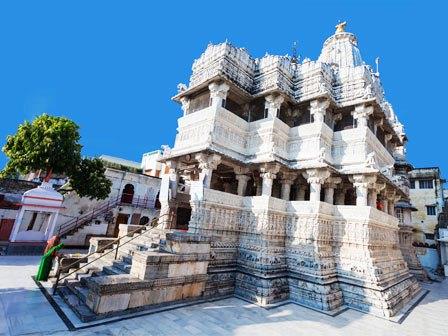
[22, 182, 63, 208]
[23, 182, 63, 200]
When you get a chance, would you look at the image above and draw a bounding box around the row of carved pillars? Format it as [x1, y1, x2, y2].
[165, 153, 400, 215]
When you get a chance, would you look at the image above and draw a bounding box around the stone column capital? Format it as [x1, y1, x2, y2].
[264, 94, 284, 110]
[386, 189, 397, 200]
[374, 182, 387, 193]
[195, 153, 221, 171]
[352, 104, 374, 118]
[165, 160, 178, 175]
[260, 171, 277, 180]
[234, 166, 250, 175]
[309, 99, 330, 123]
[303, 169, 331, 185]
[324, 176, 342, 189]
[310, 99, 330, 113]
[349, 174, 377, 188]
[235, 174, 251, 182]
[280, 172, 296, 184]
[180, 97, 190, 115]
[352, 104, 374, 127]
[208, 82, 230, 99]
[260, 163, 280, 175]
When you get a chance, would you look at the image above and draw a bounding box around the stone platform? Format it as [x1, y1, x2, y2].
[2, 256, 447, 335]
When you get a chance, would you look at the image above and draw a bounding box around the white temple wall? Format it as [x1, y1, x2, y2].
[171, 104, 394, 173]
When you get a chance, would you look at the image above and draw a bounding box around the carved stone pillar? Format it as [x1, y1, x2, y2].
[350, 174, 376, 206]
[209, 82, 230, 108]
[352, 104, 373, 128]
[367, 189, 376, 207]
[295, 184, 307, 201]
[303, 169, 331, 202]
[280, 173, 295, 201]
[235, 173, 250, 196]
[195, 153, 221, 189]
[323, 177, 342, 204]
[264, 94, 284, 118]
[334, 188, 346, 205]
[180, 97, 190, 116]
[385, 133, 393, 149]
[371, 183, 386, 209]
[256, 179, 262, 196]
[310, 99, 330, 124]
[386, 190, 398, 215]
[166, 160, 179, 199]
[260, 164, 280, 196]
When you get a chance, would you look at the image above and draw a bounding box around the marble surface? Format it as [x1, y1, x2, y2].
[1, 256, 448, 335]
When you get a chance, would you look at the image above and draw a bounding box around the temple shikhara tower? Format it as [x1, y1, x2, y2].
[52, 23, 424, 321]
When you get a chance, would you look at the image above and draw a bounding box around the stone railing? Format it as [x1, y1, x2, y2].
[365, 127, 395, 167]
[288, 122, 333, 164]
[335, 205, 398, 228]
[202, 188, 244, 208]
[332, 127, 394, 171]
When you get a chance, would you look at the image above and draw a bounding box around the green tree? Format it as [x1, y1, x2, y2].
[1, 114, 111, 200]
[67, 158, 112, 200]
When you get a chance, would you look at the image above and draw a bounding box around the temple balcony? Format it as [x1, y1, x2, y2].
[332, 126, 394, 172]
[189, 187, 399, 229]
[171, 105, 333, 165]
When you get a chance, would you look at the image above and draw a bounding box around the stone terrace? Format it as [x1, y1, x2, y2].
[1, 256, 447, 336]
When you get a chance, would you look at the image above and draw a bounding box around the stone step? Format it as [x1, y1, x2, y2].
[57, 286, 97, 323]
[112, 260, 132, 273]
[102, 265, 127, 276]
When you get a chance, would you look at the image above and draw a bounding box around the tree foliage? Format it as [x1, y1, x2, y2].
[2, 114, 81, 179]
[1, 114, 111, 200]
[67, 158, 112, 200]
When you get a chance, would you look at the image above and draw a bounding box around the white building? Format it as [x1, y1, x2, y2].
[409, 167, 445, 244]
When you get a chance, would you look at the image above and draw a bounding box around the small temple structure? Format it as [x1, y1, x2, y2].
[8, 182, 63, 254]
[51, 23, 425, 321]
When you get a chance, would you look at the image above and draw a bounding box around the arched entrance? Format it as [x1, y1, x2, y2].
[121, 184, 134, 204]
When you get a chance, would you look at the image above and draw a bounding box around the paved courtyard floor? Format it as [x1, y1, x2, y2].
[0, 256, 447, 336]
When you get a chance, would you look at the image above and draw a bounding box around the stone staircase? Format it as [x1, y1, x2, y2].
[52, 226, 166, 322]
[51, 226, 212, 323]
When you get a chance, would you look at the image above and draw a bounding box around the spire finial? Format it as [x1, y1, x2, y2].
[375, 57, 380, 75]
[335, 21, 347, 33]
[291, 41, 299, 64]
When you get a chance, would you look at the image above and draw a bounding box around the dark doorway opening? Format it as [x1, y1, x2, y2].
[175, 207, 191, 231]
[121, 184, 134, 204]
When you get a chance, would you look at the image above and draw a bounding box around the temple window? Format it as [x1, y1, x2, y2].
[376, 127, 386, 146]
[247, 98, 266, 122]
[223, 97, 245, 120]
[278, 103, 295, 127]
[272, 179, 282, 198]
[293, 105, 312, 126]
[344, 188, 357, 205]
[334, 113, 355, 131]
[188, 89, 210, 114]
[209, 163, 237, 194]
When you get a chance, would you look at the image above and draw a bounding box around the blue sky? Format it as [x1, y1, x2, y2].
[0, 1, 446, 175]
